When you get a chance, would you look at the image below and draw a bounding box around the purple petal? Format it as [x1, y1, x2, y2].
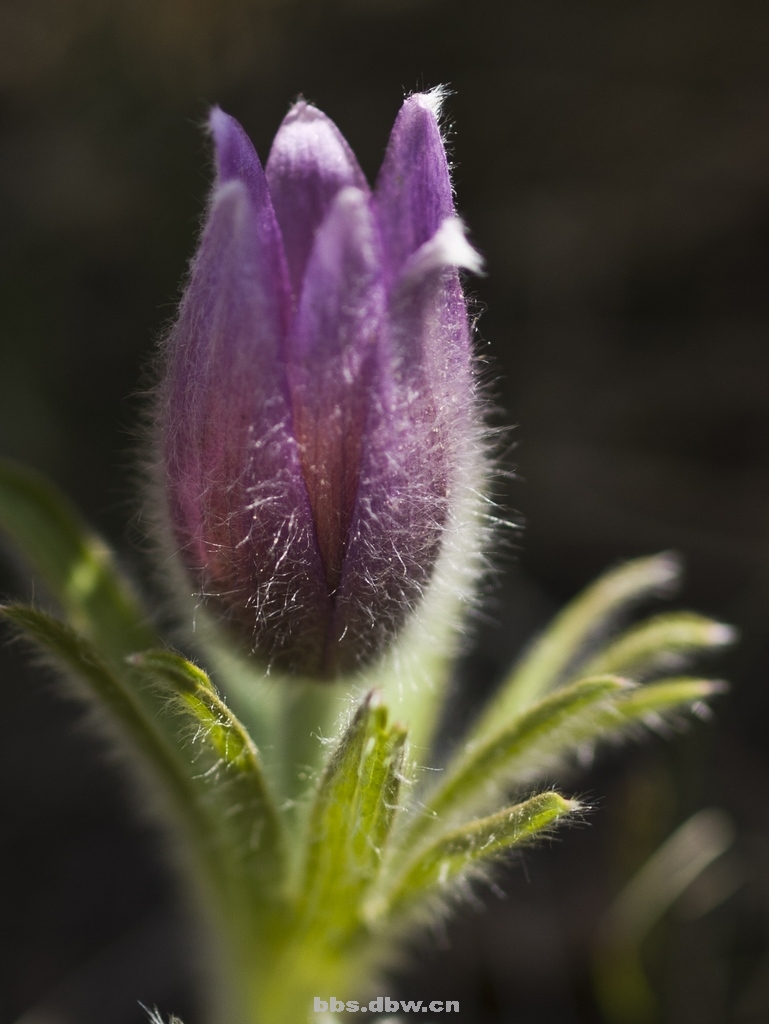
[266, 101, 369, 300]
[208, 106, 294, 345]
[390, 216, 481, 375]
[160, 179, 328, 671]
[373, 90, 456, 286]
[330, 219, 480, 670]
[209, 107, 293, 318]
[386, 218, 479, 473]
[286, 187, 386, 614]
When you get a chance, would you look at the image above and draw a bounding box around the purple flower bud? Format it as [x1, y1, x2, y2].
[157, 91, 485, 679]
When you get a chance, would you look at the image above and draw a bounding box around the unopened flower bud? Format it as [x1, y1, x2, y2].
[157, 91, 485, 678]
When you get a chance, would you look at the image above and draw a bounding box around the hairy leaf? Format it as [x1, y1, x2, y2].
[130, 649, 283, 886]
[613, 676, 725, 726]
[404, 675, 723, 856]
[1, 606, 214, 852]
[0, 459, 155, 661]
[376, 792, 575, 921]
[476, 552, 680, 730]
[575, 612, 735, 682]
[1, 606, 283, 905]
[412, 676, 626, 841]
[299, 691, 407, 939]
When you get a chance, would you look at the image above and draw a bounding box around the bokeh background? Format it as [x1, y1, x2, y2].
[2, 1, 769, 1021]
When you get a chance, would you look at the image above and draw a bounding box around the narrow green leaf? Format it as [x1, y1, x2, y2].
[351, 717, 407, 882]
[376, 792, 575, 921]
[402, 675, 723, 859]
[411, 677, 627, 843]
[1, 606, 283, 905]
[129, 649, 283, 883]
[299, 691, 407, 938]
[0, 605, 216, 859]
[476, 552, 680, 730]
[575, 612, 735, 682]
[613, 676, 725, 725]
[0, 458, 156, 660]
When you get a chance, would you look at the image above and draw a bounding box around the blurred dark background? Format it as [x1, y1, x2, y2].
[2, 1, 769, 1022]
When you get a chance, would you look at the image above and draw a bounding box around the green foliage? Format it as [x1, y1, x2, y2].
[376, 792, 576, 923]
[0, 458, 155, 658]
[297, 690, 406, 941]
[1, 604, 189, 797]
[0, 465, 731, 1024]
[0, 607, 283, 913]
[130, 650, 284, 893]
[429, 676, 627, 815]
[576, 611, 735, 681]
[614, 676, 724, 722]
[476, 552, 681, 729]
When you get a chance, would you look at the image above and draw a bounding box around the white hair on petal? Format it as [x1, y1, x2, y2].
[399, 217, 484, 284]
[343, 322, 504, 752]
[414, 84, 451, 119]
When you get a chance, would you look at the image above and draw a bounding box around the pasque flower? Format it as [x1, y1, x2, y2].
[158, 90, 484, 678]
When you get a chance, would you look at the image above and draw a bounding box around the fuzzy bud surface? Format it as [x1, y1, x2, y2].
[158, 91, 484, 677]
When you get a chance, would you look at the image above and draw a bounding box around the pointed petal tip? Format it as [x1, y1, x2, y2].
[207, 105, 239, 153]
[408, 85, 450, 121]
[267, 99, 368, 185]
[375, 89, 456, 278]
[276, 98, 366, 148]
[266, 101, 369, 296]
[206, 106, 266, 198]
[207, 103, 225, 130]
[282, 98, 326, 124]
